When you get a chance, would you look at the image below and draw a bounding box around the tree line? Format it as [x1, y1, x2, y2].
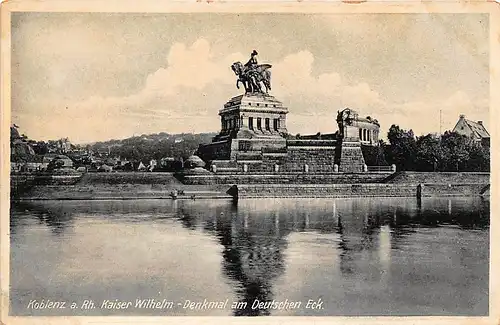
[91, 132, 217, 163]
[362, 125, 490, 172]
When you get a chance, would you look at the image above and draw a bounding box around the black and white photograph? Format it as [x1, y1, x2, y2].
[1, 2, 496, 324]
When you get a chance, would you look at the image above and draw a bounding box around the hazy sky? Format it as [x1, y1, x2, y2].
[11, 13, 489, 143]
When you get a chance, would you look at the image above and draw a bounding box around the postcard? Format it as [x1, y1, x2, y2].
[1, 1, 498, 325]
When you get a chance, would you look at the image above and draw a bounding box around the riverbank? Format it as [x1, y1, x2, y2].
[10, 171, 490, 201]
[11, 172, 233, 201]
[228, 183, 489, 199]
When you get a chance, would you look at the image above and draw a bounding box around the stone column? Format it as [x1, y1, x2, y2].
[339, 124, 366, 173]
[279, 115, 287, 133]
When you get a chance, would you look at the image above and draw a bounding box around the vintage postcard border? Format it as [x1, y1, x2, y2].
[1, 1, 498, 325]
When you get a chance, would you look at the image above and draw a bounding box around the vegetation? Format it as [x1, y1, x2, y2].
[382, 125, 490, 172]
[361, 142, 388, 166]
[89, 132, 217, 163]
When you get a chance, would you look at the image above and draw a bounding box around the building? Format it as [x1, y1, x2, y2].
[196, 92, 381, 173]
[47, 155, 74, 169]
[194, 52, 383, 174]
[452, 114, 490, 147]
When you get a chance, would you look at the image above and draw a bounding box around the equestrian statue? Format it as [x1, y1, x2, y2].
[231, 50, 272, 94]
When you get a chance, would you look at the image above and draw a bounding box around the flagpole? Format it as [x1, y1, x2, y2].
[439, 109, 442, 135]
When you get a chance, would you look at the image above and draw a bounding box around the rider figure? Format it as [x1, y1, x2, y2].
[244, 50, 260, 92]
[244, 50, 259, 71]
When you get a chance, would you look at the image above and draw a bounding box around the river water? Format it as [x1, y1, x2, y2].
[10, 197, 489, 316]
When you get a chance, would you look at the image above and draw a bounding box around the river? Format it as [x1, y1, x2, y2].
[9, 197, 489, 316]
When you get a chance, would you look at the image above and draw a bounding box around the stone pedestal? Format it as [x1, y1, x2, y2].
[202, 93, 289, 162]
[217, 93, 288, 139]
[339, 138, 366, 173]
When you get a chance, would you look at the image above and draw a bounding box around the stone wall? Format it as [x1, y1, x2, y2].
[387, 172, 490, 184]
[181, 172, 393, 185]
[230, 182, 488, 198]
[233, 184, 417, 198]
[197, 140, 232, 162]
[338, 140, 366, 173]
[282, 147, 336, 173]
[233, 138, 287, 152]
[417, 183, 489, 197]
[79, 172, 185, 185]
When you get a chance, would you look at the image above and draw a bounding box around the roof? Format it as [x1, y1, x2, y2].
[464, 119, 490, 138]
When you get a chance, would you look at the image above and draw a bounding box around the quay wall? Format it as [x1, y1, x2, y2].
[387, 172, 490, 184]
[234, 184, 417, 198]
[78, 172, 184, 185]
[11, 171, 490, 200]
[232, 183, 488, 199]
[181, 172, 393, 185]
[417, 183, 489, 197]
[14, 184, 233, 200]
[11, 172, 231, 200]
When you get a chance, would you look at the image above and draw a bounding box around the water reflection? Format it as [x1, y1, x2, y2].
[10, 197, 489, 316]
[177, 201, 289, 316]
[11, 201, 75, 236]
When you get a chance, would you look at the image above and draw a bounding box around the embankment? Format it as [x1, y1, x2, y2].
[230, 182, 489, 199]
[11, 171, 490, 200]
[386, 172, 490, 184]
[180, 172, 393, 185]
[12, 172, 233, 201]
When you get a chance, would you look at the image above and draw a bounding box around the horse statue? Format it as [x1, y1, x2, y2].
[336, 108, 359, 126]
[231, 61, 272, 94]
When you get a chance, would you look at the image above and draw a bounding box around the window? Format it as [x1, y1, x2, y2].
[257, 118, 262, 130]
[233, 117, 238, 128]
[273, 119, 279, 131]
[249, 117, 254, 130]
[239, 141, 251, 152]
[359, 129, 363, 140]
[265, 118, 270, 131]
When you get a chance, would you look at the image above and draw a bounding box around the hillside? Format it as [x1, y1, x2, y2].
[87, 132, 217, 161]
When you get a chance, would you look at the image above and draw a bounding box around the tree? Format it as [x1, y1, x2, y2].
[32, 141, 49, 155]
[465, 140, 490, 172]
[47, 158, 64, 171]
[415, 134, 443, 171]
[361, 140, 388, 166]
[385, 125, 417, 171]
[10, 126, 20, 143]
[439, 131, 471, 171]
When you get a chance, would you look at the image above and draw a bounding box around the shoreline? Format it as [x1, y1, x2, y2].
[10, 171, 490, 201]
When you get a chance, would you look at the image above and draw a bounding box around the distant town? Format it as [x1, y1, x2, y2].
[10, 125, 216, 174]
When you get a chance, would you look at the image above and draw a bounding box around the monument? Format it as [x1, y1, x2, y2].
[196, 50, 380, 175]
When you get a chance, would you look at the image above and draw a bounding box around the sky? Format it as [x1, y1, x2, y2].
[11, 13, 489, 144]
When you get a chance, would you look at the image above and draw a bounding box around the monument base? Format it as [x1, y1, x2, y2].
[338, 139, 366, 173]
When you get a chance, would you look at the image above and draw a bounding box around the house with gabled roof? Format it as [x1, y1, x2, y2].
[452, 114, 490, 147]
